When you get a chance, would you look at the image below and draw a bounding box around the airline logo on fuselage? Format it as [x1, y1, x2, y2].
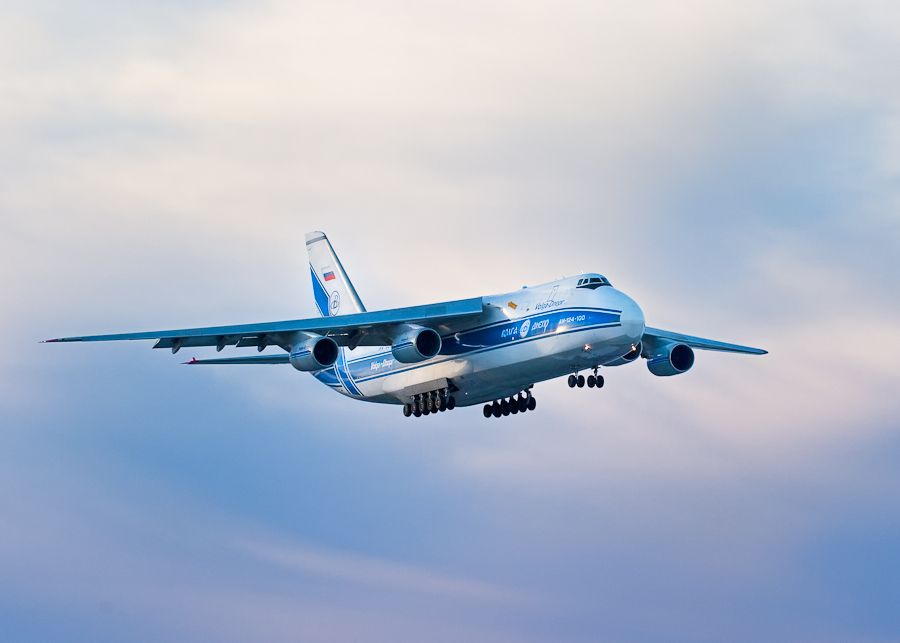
[534, 285, 564, 311]
[370, 357, 395, 371]
[535, 298, 564, 311]
[501, 317, 550, 340]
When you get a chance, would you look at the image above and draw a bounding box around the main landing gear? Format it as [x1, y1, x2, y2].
[402, 388, 457, 418]
[482, 388, 536, 419]
[568, 367, 604, 389]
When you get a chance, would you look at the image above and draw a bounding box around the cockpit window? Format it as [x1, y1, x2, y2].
[577, 275, 612, 289]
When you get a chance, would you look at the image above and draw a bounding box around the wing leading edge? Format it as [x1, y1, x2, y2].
[184, 355, 291, 365]
[44, 297, 485, 353]
[643, 327, 767, 355]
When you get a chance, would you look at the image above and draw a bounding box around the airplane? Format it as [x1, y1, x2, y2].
[44, 231, 767, 419]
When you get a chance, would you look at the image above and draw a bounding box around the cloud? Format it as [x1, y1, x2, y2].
[240, 539, 530, 603]
[3, 1, 900, 641]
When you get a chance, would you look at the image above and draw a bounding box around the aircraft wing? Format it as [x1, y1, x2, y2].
[184, 355, 291, 365]
[44, 297, 485, 352]
[643, 327, 767, 355]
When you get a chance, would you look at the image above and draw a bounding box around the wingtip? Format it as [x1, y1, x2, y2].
[41, 338, 60, 343]
[183, 357, 199, 365]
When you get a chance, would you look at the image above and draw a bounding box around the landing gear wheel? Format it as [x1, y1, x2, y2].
[518, 396, 528, 412]
[447, 396, 456, 411]
[422, 407, 430, 416]
[414, 409, 422, 418]
[587, 375, 595, 388]
[596, 375, 604, 388]
[435, 395, 444, 411]
[577, 375, 586, 388]
[568, 375, 577, 388]
[483, 404, 492, 418]
[501, 399, 510, 416]
[492, 401, 502, 418]
[528, 396, 536, 411]
[403, 404, 412, 417]
[510, 397, 519, 414]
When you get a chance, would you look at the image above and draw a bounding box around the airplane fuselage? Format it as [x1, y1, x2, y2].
[312, 275, 645, 407]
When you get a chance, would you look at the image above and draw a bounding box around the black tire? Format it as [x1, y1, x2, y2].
[435, 396, 444, 411]
[447, 396, 456, 411]
[577, 375, 585, 388]
[483, 404, 492, 418]
[587, 375, 596, 388]
[403, 404, 412, 417]
[528, 396, 536, 411]
[414, 409, 422, 418]
[568, 375, 577, 388]
[492, 402, 502, 418]
[518, 396, 528, 412]
[422, 407, 430, 416]
[510, 398, 519, 414]
[596, 375, 604, 388]
[501, 400, 510, 415]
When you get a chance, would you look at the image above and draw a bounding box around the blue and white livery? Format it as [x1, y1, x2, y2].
[45, 232, 767, 418]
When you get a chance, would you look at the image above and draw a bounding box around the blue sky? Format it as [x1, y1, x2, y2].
[2, 1, 900, 641]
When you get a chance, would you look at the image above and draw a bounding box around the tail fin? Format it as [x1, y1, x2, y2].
[305, 231, 366, 317]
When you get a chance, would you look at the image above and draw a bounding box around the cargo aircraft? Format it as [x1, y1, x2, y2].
[45, 232, 767, 419]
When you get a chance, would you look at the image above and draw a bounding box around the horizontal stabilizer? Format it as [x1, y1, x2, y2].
[184, 354, 291, 365]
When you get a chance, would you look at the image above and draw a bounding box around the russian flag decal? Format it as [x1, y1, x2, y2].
[323, 271, 336, 282]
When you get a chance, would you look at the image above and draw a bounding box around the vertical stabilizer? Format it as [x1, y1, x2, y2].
[305, 231, 366, 318]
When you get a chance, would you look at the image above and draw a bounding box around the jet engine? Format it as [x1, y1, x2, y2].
[391, 325, 443, 364]
[604, 342, 642, 367]
[646, 343, 695, 377]
[289, 333, 340, 372]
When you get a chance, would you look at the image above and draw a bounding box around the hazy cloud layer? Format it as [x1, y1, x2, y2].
[2, 1, 900, 641]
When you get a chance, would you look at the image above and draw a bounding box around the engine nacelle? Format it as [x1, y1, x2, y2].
[289, 333, 340, 372]
[646, 343, 695, 377]
[391, 325, 442, 364]
[604, 342, 642, 367]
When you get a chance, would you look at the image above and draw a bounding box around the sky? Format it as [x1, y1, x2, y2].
[2, 1, 900, 641]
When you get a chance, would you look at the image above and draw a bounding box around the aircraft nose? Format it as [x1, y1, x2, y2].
[617, 292, 645, 342]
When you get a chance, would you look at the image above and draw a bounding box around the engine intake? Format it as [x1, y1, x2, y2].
[392, 325, 442, 364]
[647, 343, 695, 377]
[289, 333, 340, 371]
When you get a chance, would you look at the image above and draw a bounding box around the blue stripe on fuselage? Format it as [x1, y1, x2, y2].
[345, 306, 621, 366]
[313, 365, 340, 387]
[336, 349, 363, 396]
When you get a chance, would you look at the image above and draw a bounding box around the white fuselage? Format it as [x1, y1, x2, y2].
[313, 276, 645, 407]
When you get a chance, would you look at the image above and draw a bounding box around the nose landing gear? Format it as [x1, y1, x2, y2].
[568, 368, 604, 389]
